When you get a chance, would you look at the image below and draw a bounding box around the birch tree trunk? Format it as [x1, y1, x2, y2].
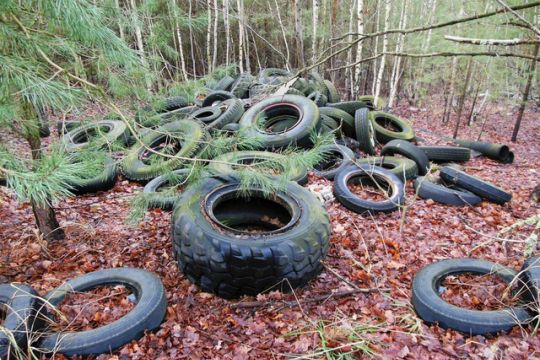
[443, 56, 458, 123]
[312, 0, 319, 65]
[354, 0, 364, 97]
[206, 0, 213, 72]
[452, 56, 474, 139]
[212, 0, 219, 70]
[237, 0, 245, 72]
[412, 0, 437, 104]
[512, 43, 539, 142]
[346, 0, 356, 99]
[294, 0, 306, 68]
[189, 0, 197, 76]
[374, 0, 391, 105]
[114, 0, 125, 41]
[170, 0, 189, 81]
[371, 2, 381, 94]
[223, 0, 231, 66]
[273, 0, 291, 69]
[388, 0, 409, 108]
[129, 0, 146, 65]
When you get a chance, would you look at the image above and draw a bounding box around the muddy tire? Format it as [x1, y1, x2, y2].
[322, 80, 340, 103]
[202, 91, 235, 107]
[143, 169, 190, 210]
[412, 259, 531, 335]
[307, 92, 328, 107]
[171, 176, 331, 299]
[419, 146, 471, 162]
[357, 95, 385, 110]
[355, 156, 418, 181]
[214, 76, 235, 91]
[327, 101, 367, 116]
[320, 107, 355, 138]
[369, 111, 415, 144]
[313, 144, 355, 180]
[67, 155, 117, 195]
[354, 108, 376, 155]
[230, 72, 253, 98]
[62, 120, 128, 152]
[380, 139, 430, 175]
[413, 176, 482, 206]
[517, 256, 540, 312]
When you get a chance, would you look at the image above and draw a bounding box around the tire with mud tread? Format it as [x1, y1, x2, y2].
[320, 107, 355, 138]
[0, 284, 45, 360]
[380, 139, 430, 175]
[171, 176, 331, 299]
[39, 268, 167, 356]
[517, 256, 540, 311]
[327, 101, 367, 116]
[333, 164, 405, 214]
[214, 76, 235, 91]
[143, 169, 190, 210]
[230, 73, 253, 98]
[369, 111, 415, 144]
[413, 176, 482, 206]
[412, 259, 531, 335]
[202, 91, 235, 107]
[439, 166, 512, 204]
[307, 92, 328, 107]
[62, 120, 128, 152]
[419, 146, 471, 162]
[354, 108, 376, 155]
[322, 80, 340, 103]
[357, 95, 385, 110]
[313, 144, 355, 180]
[355, 156, 418, 181]
[67, 155, 117, 195]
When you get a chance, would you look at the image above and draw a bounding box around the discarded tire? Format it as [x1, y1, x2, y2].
[454, 139, 514, 164]
[63, 120, 128, 152]
[171, 176, 331, 299]
[208, 151, 308, 184]
[517, 256, 540, 312]
[357, 95, 385, 111]
[439, 166, 512, 204]
[369, 111, 415, 144]
[333, 164, 405, 214]
[258, 68, 291, 85]
[412, 259, 531, 335]
[413, 176, 482, 206]
[214, 76, 235, 91]
[121, 119, 206, 181]
[322, 80, 340, 103]
[190, 106, 222, 124]
[307, 91, 328, 107]
[380, 139, 430, 175]
[143, 169, 190, 210]
[39, 268, 167, 356]
[354, 108, 376, 155]
[0, 284, 45, 360]
[210, 98, 245, 129]
[356, 156, 418, 181]
[202, 90, 235, 107]
[419, 146, 471, 162]
[320, 107, 355, 138]
[230, 72, 253, 98]
[239, 95, 320, 149]
[313, 144, 355, 180]
[327, 101, 367, 117]
[67, 154, 117, 195]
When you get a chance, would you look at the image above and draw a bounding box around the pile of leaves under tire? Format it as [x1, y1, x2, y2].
[1, 68, 535, 358]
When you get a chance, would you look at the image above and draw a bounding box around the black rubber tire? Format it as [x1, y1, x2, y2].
[419, 146, 471, 162]
[320, 107, 355, 138]
[202, 91, 235, 107]
[313, 144, 355, 180]
[57, 121, 80, 136]
[320, 114, 339, 131]
[208, 151, 308, 185]
[285, 88, 305, 96]
[190, 106, 223, 124]
[258, 68, 291, 85]
[454, 139, 512, 163]
[307, 92, 328, 107]
[322, 80, 340, 103]
[143, 169, 190, 210]
[355, 156, 418, 181]
[67, 155, 117, 195]
[380, 140, 430, 176]
[39, 268, 167, 356]
[138, 96, 189, 120]
[0, 284, 45, 360]
[214, 76, 235, 91]
[369, 111, 415, 144]
[171, 176, 331, 299]
[209, 98, 245, 129]
[222, 123, 240, 132]
[121, 119, 207, 181]
[517, 256, 540, 312]
[439, 166, 512, 204]
[194, 88, 212, 107]
[357, 95, 385, 110]
[62, 120, 128, 152]
[413, 176, 482, 206]
[155, 105, 198, 123]
[412, 259, 531, 335]
[239, 95, 320, 149]
[354, 108, 376, 155]
[327, 101, 367, 117]
[333, 164, 406, 214]
[230, 72, 253, 99]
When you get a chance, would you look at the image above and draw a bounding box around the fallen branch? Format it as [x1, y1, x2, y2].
[230, 288, 387, 309]
[444, 35, 540, 46]
[495, 0, 540, 37]
[330, 51, 539, 71]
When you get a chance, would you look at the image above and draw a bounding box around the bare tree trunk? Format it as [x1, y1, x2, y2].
[388, 0, 409, 108]
[353, 0, 364, 97]
[237, 0, 245, 72]
[312, 0, 319, 65]
[443, 56, 458, 123]
[453, 56, 474, 139]
[346, 0, 356, 99]
[294, 0, 306, 68]
[129, 0, 146, 65]
[374, 0, 391, 105]
[273, 0, 291, 69]
[188, 0, 197, 76]
[330, 0, 340, 80]
[114, 0, 125, 41]
[467, 80, 482, 125]
[244, 25, 251, 73]
[170, 0, 189, 81]
[371, 2, 381, 94]
[206, 0, 213, 72]
[512, 43, 539, 142]
[223, 0, 231, 66]
[212, 0, 219, 71]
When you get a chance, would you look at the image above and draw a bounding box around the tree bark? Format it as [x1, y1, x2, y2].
[353, 0, 364, 97]
[512, 43, 540, 142]
[374, 0, 391, 105]
[452, 56, 474, 139]
[212, 0, 219, 71]
[170, 0, 189, 81]
[273, 0, 291, 69]
[312, 0, 319, 65]
[293, 0, 306, 68]
[388, 0, 409, 108]
[223, 0, 231, 66]
[206, 0, 213, 72]
[188, 0, 197, 76]
[237, 0, 245, 72]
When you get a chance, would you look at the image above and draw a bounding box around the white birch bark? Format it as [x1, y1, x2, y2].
[374, 0, 391, 105]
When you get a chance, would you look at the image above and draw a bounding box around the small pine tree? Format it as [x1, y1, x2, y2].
[0, 0, 144, 241]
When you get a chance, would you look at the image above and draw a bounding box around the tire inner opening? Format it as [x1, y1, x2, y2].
[74, 126, 110, 144]
[48, 285, 136, 332]
[374, 116, 402, 133]
[258, 105, 301, 134]
[439, 273, 522, 311]
[315, 151, 344, 171]
[347, 174, 392, 202]
[211, 192, 293, 235]
[195, 110, 216, 119]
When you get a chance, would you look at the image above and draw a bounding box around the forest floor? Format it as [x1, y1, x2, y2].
[1, 98, 539, 359]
